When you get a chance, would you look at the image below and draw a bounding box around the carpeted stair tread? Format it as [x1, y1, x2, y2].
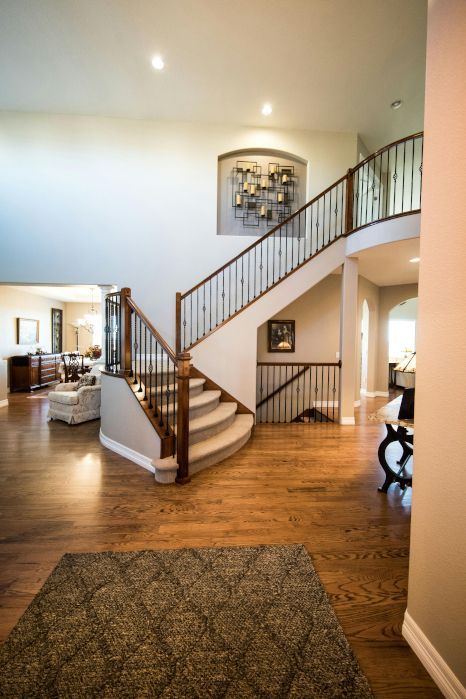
[189, 414, 253, 463]
[154, 414, 253, 475]
[187, 402, 238, 434]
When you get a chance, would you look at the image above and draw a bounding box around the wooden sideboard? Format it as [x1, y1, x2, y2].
[10, 354, 61, 392]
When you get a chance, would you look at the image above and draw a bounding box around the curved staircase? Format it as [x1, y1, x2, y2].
[130, 374, 254, 483]
[103, 132, 424, 484]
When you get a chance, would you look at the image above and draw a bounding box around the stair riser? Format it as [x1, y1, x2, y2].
[163, 396, 221, 421]
[189, 410, 236, 446]
[189, 429, 252, 475]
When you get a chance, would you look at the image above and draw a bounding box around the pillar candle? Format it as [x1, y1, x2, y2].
[260, 205, 266, 217]
[243, 182, 249, 193]
[236, 194, 242, 206]
[261, 178, 267, 189]
[278, 192, 284, 203]
[250, 184, 256, 196]
[282, 174, 288, 184]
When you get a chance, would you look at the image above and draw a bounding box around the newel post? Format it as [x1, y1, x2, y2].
[175, 351, 191, 484]
[175, 292, 182, 355]
[345, 168, 354, 235]
[119, 287, 132, 376]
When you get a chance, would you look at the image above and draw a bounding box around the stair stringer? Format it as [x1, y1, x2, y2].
[190, 237, 346, 412]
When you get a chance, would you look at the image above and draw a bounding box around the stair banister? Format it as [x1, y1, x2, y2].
[106, 289, 191, 482]
[176, 131, 424, 353]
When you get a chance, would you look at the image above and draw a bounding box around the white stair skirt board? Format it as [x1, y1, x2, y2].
[99, 429, 155, 474]
[402, 612, 466, 699]
[0, 399, 8, 409]
[340, 416, 356, 425]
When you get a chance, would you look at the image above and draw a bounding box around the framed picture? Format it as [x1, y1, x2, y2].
[268, 319, 295, 352]
[17, 318, 39, 345]
[51, 308, 63, 353]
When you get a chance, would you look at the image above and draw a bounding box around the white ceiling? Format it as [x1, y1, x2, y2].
[356, 238, 420, 286]
[0, 0, 427, 152]
[3, 285, 102, 303]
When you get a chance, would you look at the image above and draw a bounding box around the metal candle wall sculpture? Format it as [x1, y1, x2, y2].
[232, 160, 297, 228]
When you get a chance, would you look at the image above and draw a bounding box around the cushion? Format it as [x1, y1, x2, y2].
[76, 374, 96, 389]
[49, 391, 79, 406]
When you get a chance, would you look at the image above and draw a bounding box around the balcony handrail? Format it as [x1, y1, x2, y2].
[176, 131, 424, 353]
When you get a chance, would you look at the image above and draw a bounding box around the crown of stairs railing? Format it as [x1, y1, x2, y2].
[176, 132, 423, 353]
[105, 132, 423, 483]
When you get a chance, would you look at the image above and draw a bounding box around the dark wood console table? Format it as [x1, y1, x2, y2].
[369, 396, 414, 493]
[9, 354, 61, 392]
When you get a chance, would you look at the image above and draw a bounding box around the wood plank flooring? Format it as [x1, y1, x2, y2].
[0, 389, 441, 698]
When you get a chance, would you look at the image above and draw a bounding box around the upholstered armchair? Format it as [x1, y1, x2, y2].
[48, 367, 102, 424]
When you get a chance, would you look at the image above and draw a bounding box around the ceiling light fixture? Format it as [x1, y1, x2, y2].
[391, 99, 403, 110]
[409, 257, 420, 263]
[151, 55, 164, 71]
[261, 103, 272, 116]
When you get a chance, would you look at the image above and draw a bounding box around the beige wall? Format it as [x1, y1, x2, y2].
[375, 283, 418, 394]
[0, 287, 65, 387]
[64, 302, 101, 354]
[257, 274, 341, 364]
[257, 273, 415, 402]
[404, 0, 466, 691]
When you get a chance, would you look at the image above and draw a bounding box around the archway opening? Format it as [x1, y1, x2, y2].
[360, 299, 370, 393]
[388, 297, 417, 389]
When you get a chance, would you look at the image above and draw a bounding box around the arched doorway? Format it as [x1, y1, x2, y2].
[360, 299, 370, 393]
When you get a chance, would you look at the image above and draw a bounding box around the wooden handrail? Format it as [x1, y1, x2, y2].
[351, 131, 424, 174]
[257, 361, 341, 367]
[126, 296, 176, 363]
[180, 131, 424, 303]
[180, 174, 347, 299]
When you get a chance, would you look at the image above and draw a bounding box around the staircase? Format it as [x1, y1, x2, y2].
[128, 370, 254, 483]
[103, 132, 424, 484]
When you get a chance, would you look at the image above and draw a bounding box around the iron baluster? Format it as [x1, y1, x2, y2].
[148, 334, 153, 409]
[154, 341, 159, 418]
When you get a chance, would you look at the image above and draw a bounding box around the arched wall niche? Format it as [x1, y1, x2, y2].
[217, 148, 308, 237]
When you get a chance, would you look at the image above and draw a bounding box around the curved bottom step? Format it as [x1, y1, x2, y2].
[153, 414, 254, 483]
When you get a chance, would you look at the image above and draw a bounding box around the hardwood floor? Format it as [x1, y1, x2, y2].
[0, 389, 441, 698]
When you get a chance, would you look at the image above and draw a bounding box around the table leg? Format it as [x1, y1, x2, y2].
[377, 424, 413, 493]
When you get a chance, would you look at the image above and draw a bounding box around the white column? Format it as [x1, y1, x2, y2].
[98, 285, 114, 366]
[339, 256, 358, 424]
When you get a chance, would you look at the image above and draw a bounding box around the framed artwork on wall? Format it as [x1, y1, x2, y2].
[51, 308, 63, 354]
[17, 318, 39, 345]
[268, 319, 295, 353]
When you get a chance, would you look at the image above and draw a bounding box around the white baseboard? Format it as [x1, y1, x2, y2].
[375, 390, 389, 397]
[361, 389, 376, 398]
[340, 416, 356, 425]
[402, 611, 466, 699]
[0, 399, 8, 409]
[354, 399, 361, 407]
[99, 429, 155, 474]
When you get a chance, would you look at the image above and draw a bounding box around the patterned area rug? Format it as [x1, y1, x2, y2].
[0, 545, 373, 698]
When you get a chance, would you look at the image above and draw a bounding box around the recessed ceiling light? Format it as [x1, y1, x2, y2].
[261, 103, 272, 116]
[409, 257, 420, 263]
[391, 99, 403, 110]
[151, 55, 164, 71]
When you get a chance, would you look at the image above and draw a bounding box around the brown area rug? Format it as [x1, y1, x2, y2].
[0, 545, 373, 698]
